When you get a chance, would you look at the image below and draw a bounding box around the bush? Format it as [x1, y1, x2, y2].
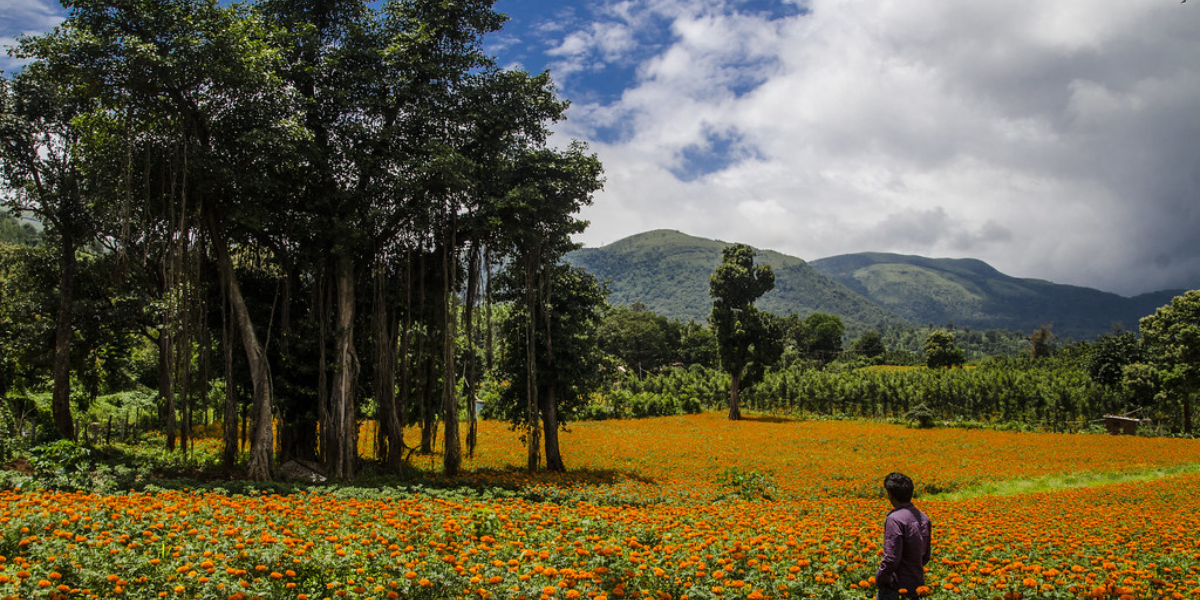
[0, 398, 16, 463]
[715, 467, 778, 501]
[904, 403, 937, 428]
[26, 439, 95, 490]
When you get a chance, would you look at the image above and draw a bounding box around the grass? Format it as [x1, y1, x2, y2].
[929, 462, 1200, 501]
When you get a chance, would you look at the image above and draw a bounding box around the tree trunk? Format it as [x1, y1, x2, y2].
[374, 270, 404, 472]
[221, 283, 238, 469]
[420, 355, 436, 454]
[542, 381, 564, 472]
[317, 272, 330, 464]
[484, 247, 494, 372]
[157, 325, 176, 450]
[178, 283, 192, 455]
[442, 242, 461, 476]
[51, 236, 76, 441]
[728, 370, 742, 420]
[464, 244, 480, 457]
[417, 254, 435, 455]
[524, 257, 541, 472]
[209, 217, 273, 481]
[276, 261, 320, 464]
[1185, 392, 1193, 436]
[198, 294, 210, 455]
[397, 254, 413, 453]
[328, 252, 358, 480]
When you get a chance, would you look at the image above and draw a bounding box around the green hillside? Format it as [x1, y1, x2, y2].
[567, 231, 1184, 340]
[809, 252, 1183, 339]
[565, 230, 904, 329]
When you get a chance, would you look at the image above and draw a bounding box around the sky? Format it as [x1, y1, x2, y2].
[4, 0, 1199, 296]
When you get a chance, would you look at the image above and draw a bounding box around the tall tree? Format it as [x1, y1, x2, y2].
[260, 0, 509, 478]
[1139, 290, 1200, 434]
[19, 0, 301, 479]
[494, 142, 603, 470]
[924, 329, 965, 369]
[1028, 325, 1056, 359]
[709, 244, 779, 420]
[791, 312, 845, 363]
[1087, 329, 1140, 387]
[851, 330, 887, 362]
[597, 304, 676, 375]
[0, 65, 99, 441]
[493, 263, 606, 472]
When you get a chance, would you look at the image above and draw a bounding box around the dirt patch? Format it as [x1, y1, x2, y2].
[3, 457, 33, 474]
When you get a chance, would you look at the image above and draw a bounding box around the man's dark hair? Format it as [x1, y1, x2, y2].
[884, 472, 914, 503]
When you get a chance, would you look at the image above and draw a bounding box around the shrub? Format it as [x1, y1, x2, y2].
[904, 403, 937, 428]
[715, 467, 778, 501]
[0, 397, 16, 463]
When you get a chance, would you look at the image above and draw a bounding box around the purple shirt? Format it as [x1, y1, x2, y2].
[876, 502, 932, 594]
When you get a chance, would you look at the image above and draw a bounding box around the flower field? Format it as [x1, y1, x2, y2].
[3, 413, 1200, 600]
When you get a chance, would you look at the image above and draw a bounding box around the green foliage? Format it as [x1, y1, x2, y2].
[583, 353, 1149, 431]
[1139, 290, 1200, 433]
[1121, 362, 1161, 409]
[491, 263, 608, 425]
[26, 439, 95, 489]
[677, 320, 718, 368]
[709, 244, 783, 417]
[1088, 330, 1141, 387]
[28, 439, 89, 475]
[733, 354, 1127, 430]
[904, 403, 936, 428]
[785, 312, 846, 362]
[0, 397, 17, 463]
[0, 209, 40, 247]
[590, 389, 703, 419]
[850, 329, 886, 361]
[0, 243, 52, 397]
[715, 467, 778, 501]
[924, 329, 965, 368]
[597, 303, 677, 373]
[1028, 325, 1056, 359]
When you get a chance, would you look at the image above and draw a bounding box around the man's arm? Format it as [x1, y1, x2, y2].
[921, 518, 932, 566]
[876, 516, 904, 582]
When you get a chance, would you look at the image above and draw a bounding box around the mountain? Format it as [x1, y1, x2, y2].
[809, 252, 1183, 339]
[565, 230, 904, 329]
[566, 230, 1185, 340]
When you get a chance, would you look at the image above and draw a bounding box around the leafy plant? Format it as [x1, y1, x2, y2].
[716, 467, 778, 501]
[904, 403, 937, 428]
[26, 439, 95, 490]
[0, 397, 17, 463]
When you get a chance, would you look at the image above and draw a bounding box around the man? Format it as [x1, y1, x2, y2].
[876, 472, 932, 600]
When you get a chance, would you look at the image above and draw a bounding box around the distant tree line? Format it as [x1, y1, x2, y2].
[591, 246, 1197, 434]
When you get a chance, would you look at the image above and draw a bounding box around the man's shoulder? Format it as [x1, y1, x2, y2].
[887, 503, 931, 524]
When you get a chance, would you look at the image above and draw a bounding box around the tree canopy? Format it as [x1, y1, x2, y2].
[1139, 290, 1200, 434]
[924, 329, 965, 369]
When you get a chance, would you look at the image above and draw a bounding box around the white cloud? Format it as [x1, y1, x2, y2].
[560, 0, 1200, 295]
[0, 0, 65, 73]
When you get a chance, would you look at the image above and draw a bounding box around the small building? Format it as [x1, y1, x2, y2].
[1103, 415, 1140, 435]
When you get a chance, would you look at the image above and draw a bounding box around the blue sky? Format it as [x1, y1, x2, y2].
[4, 0, 1200, 296]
